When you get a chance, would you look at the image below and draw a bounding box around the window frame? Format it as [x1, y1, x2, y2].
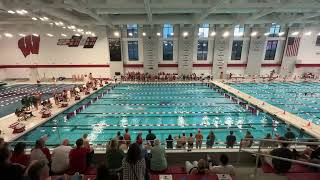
[198, 24, 209, 38]
[163, 24, 174, 39]
[264, 40, 278, 60]
[127, 24, 138, 38]
[197, 40, 208, 61]
[269, 24, 281, 37]
[127, 40, 139, 61]
[163, 40, 174, 61]
[234, 25, 245, 37]
[231, 40, 243, 60]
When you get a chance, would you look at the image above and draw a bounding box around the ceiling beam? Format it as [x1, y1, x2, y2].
[67, 0, 112, 26]
[143, 0, 152, 24]
[194, 0, 225, 24]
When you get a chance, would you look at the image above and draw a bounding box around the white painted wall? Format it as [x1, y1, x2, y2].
[0, 25, 109, 80]
[297, 27, 320, 64]
[1, 24, 320, 79]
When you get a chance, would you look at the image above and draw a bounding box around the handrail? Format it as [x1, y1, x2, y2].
[241, 138, 320, 145]
[241, 149, 320, 169]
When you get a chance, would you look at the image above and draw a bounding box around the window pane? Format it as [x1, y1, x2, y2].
[163, 40, 173, 60]
[234, 25, 244, 37]
[198, 24, 209, 38]
[163, 24, 173, 38]
[269, 24, 280, 37]
[231, 40, 243, 60]
[265, 40, 277, 60]
[197, 40, 208, 60]
[127, 24, 138, 38]
[316, 35, 320, 46]
[128, 41, 139, 61]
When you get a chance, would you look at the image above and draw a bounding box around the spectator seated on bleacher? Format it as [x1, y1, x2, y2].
[51, 139, 72, 174]
[0, 146, 25, 180]
[26, 160, 50, 180]
[185, 159, 209, 175]
[10, 142, 29, 168]
[209, 154, 235, 176]
[263, 137, 294, 174]
[150, 139, 167, 172]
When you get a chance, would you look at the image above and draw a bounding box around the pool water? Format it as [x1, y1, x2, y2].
[15, 83, 309, 147]
[0, 84, 77, 118]
[229, 82, 320, 125]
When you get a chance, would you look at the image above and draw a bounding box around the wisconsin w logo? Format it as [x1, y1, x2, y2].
[18, 35, 40, 58]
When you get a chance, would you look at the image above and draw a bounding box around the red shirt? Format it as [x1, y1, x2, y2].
[69, 147, 90, 174]
[10, 153, 29, 166]
[41, 147, 51, 161]
[124, 133, 131, 144]
[136, 137, 143, 145]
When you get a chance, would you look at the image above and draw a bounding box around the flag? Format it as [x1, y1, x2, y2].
[285, 37, 301, 56]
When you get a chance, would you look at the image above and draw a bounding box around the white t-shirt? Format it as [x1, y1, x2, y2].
[209, 165, 235, 176]
[30, 148, 49, 164]
[51, 145, 72, 173]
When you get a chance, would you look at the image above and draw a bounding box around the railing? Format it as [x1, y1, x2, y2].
[12, 137, 320, 153]
[238, 138, 320, 177]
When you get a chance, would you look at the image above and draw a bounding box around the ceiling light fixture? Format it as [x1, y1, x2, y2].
[85, 31, 91, 35]
[43, 17, 49, 21]
[21, 9, 28, 14]
[4, 33, 13, 37]
[32, 33, 39, 37]
[7, 10, 15, 14]
[156, 32, 161, 36]
[31, 17, 37, 21]
[114, 31, 120, 37]
[61, 34, 67, 37]
[291, 31, 299, 36]
[142, 32, 146, 36]
[278, 32, 285, 36]
[91, 33, 96, 36]
[46, 33, 53, 37]
[264, 32, 270, 36]
[62, 26, 66, 29]
[222, 31, 230, 37]
[250, 31, 258, 37]
[182, 32, 188, 37]
[19, 33, 26, 37]
[16, 10, 24, 15]
[170, 32, 174, 36]
[128, 32, 133, 36]
[74, 34, 80, 36]
[304, 31, 312, 36]
[210, 31, 216, 36]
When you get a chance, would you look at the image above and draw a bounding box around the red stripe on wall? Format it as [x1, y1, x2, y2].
[158, 64, 179, 67]
[193, 64, 212, 67]
[123, 64, 144, 68]
[295, 64, 320, 68]
[261, 64, 281, 67]
[227, 64, 247, 67]
[0, 64, 110, 68]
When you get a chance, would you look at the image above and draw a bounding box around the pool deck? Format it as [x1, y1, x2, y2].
[211, 80, 320, 139]
[0, 83, 107, 142]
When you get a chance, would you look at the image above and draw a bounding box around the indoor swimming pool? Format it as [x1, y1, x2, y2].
[14, 83, 310, 147]
[230, 82, 320, 125]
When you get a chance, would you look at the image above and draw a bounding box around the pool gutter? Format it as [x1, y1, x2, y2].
[211, 80, 320, 139]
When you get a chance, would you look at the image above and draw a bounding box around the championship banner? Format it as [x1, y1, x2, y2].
[57, 36, 97, 48]
[109, 38, 122, 61]
[83, 37, 98, 48]
[68, 35, 82, 47]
